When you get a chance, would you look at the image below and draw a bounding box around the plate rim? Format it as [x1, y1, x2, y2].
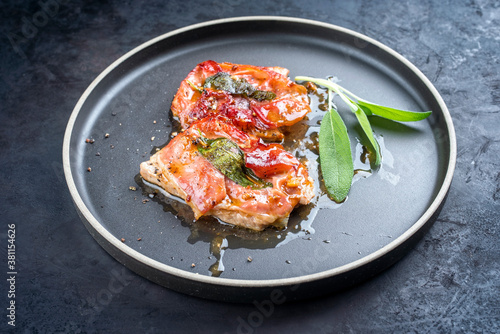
[63, 16, 457, 290]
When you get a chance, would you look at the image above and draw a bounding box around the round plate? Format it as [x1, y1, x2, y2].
[63, 16, 456, 302]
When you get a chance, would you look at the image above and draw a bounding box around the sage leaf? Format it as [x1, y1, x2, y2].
[353, 107, 382, 166]
[319, 108, 353, 203]
[204, 72, 276, 101]
[198, 137, 272, 189]
[357, 100, 432, 121]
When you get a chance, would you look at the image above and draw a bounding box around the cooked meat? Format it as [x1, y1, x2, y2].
[171, 60, 311, 141]
[140, 117, 314, 231]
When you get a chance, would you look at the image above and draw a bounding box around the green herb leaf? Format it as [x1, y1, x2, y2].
[357, 100, 432, 121]
[353, 107, 382, 166]
[319, 108, 354, 203]
[197, 137, 272, 189]
[248, 89, 276, 101]
[204, 72, 276, 101]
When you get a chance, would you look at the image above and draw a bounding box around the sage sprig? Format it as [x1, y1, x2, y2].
[295, 76, 432, 202]
[295, 77, 432, 122]
[319, 90, 353, 202]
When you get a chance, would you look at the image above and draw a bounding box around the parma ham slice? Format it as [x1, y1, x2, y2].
[171, 60, 311, 141]
[140, 117, 314, 231]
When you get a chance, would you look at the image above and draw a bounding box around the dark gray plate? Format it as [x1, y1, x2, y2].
[63, 16, 456, 302]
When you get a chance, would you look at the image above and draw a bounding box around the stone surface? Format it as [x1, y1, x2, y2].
[0, 0, 499, 333]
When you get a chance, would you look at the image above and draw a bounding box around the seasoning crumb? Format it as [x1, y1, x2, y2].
[148, 193, 155, 198]
[285, 260, 291, 264]
[153, 120, 157, 124]
[120, 238, 125, 243]
[142, 199, 149, 204]
[247, 256, 253, 262]
[87, 167, 92, 172]
[137, 238, 142, 241]
[95, 152, 101, 156]
[323, 240, 331, 244]
[85, 138, 95, 144]
[110, 145, 115, 149]
[232, 268, 236, 271]
[151, 136, 155, 141]
[111, 112, 117, 116]
[105, 133, 110, 138]
[129, 186, 137, 191]
[171, 131, 178, 137]
[191, 263, 196, 268]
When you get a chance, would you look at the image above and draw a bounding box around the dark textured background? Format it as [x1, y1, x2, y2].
[1, 0, 499, 333]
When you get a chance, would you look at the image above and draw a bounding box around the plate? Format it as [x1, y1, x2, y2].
[63, 16, 456, 302]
